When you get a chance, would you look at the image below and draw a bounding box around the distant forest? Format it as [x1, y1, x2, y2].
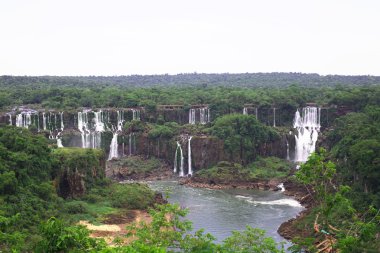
[1, 72, 380, 88]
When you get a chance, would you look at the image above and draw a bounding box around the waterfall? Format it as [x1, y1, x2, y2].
[77, 110, 108, 149]
[55, 112, 64, 148]
[173, 141, 179, 173]
[108, 110, 125, 160]
[173, 141, 185, 176]
[188, 136, 193, 176]
[286, 139, 290, 160]
[293, 107, 321, 163]
[179, 143, 184, 177]
[273, 108, 276, 127]
[200, 108, 207, 124]
[16, 113, 32, 128]
[25, 113, 31, 127]
[78, 111, 91, 148]
[189, 107, 209, 124]
[94, 111, 105, 132]
[37, 113, 40, 132]
[132, 109, 140, 121]
[108, 133, 118, 160]
[56, 131, 64, 148]
[117, 110, 124, 131]
[60, 112, 64, 130]
[7, 114, 12, 125]
[129, 133, 132, 156]
[277, 183, 285, 192]
[243, 107, 248, 115]
[189, 109, 196, 124]
[43, 113, 47, 130]
[57, 138, 63, 148]
[255, 108, 258, 119]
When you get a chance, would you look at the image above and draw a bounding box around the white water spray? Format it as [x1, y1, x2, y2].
[108, 133, 118, 160]
[173, 141, 185, 176]
[293, 107, 321, 163]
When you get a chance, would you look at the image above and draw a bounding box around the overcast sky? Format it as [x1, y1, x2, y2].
[1, 0, 379, 76]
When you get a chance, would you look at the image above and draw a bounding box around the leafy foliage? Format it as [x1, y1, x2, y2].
[212, 114, 278, 164]
[195, 157, 292, 183]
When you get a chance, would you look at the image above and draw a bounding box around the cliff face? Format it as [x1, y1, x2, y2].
[0, 106, 342, 174]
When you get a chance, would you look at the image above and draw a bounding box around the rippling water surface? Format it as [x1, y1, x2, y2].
[148, 180, 304, 247]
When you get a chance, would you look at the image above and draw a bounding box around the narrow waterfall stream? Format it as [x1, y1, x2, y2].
[188, 136, 193, 176]
[108, 110, 125, 160]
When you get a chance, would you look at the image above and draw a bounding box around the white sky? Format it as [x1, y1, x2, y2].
[1, 0, 380, 76]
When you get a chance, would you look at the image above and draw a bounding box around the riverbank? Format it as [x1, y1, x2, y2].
[178, 174, 314, 243]
[107, 156, 312, 246]
[179, 177, 284, 191]
[277, 179, 315, 241]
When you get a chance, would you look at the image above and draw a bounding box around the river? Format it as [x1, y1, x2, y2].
[147, 180, 304, 249]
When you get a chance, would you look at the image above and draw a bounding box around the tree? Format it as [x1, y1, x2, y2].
[212, 114, 278, 164]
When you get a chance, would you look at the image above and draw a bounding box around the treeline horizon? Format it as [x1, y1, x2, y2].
[1, 72, 380, 88]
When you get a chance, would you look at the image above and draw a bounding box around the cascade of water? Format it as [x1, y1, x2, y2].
[37, 113, 40, 132]
[78, 111, 91, 148]
[273, 108, 276, 127]
[178, 143, 184, 177]
[16, 114, 22, 127]
[94, 111, 105, 132]
[293, 107, 321, 163]
[16, 113, 32, 128]
[189, 109, 196, 124]
[207, 108, 211, 122]
[243, 108, 248, 115]
[60, 112, 64, 130]
[173, 142, 179, 173]
[56, 131, 64, 148]
[117, 110, 124, 131]
[108, 110, 125, 160]
[108, 133, 118, 160]
[48, 113, 54, 139]
[56, 112, 64, 148]
[277, 183, 285, 192]
[132, 109, 140, 121]
[26, 113, 31, 127]
[188, 136, 193, 176]
[286, 139, 290, 160]
[42, 113, 47, 130]
[200, 108, 206, 124]
[255, 108, 258, 119]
